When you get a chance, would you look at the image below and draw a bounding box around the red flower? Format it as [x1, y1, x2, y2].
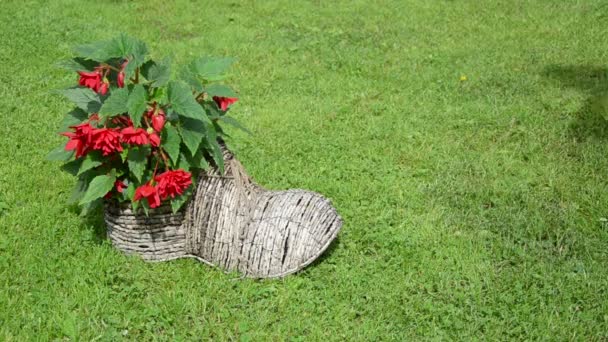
[151, 113, 166, 132]
[77, 68, 108, 95]
[61, 122, 94, 159]
[104, 180, 127, 199]
[121, 126, 149, 145]
[154, 169, 192, 199]
[146, 106, 166, 132]
[98, 81, 109, 95]
[212, 96, 238, 111]
[91, 128, 123, 156]
[134, 183, 161, 208]
[117, 71, 125, 88]
[78, 70, 102, 91]
[149, 132, 161, 147]
[115, 180, 127, 193]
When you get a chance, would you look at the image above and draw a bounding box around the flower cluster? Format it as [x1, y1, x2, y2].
[50, 34, 243, 214]
[134, 170, 192, 208]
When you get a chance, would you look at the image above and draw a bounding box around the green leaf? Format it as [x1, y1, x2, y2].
[56, 57, 98, 72]
[170, 186, 193, 213]
[99, 87, 129, 118]
[143, 57, 171, 87]
[77, 153, 103, 176]
[167, 81, 206, 120]
[75, 34, 148, 75]
[205, 84, 238, 98]
[59, 87, 102, 113]
[203, 101, 222, 119]
[190, 57, 235, 81]
[80, 174, 116, 205]
[180, 67, 204, 93]
[127, 84, 147, 126]
[80, 198, 103, 216]
[74, 39, 113, 62]
[60, 158, 84, 176]
[178, 118, 206, 156]
[127, 146, 149, 182]
[58, 108, 89, 133]
[205, 125, 224, 173]
[219, 116, 252, 135]
[177, 151, 191, 171]
[68, 176, 89, 204]
[47, 146, 74, 162]
[162, 125, 181, 166]
[184, 147, 210, 170]
[123, 182, 136, 202]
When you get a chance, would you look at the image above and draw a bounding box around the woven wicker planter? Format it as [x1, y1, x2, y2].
[103, 147, 342, 278]
[105, 203, 188, 262]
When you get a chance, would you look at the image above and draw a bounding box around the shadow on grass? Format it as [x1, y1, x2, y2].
[69, 205, 107, 245]
[543, 64, 608, 140]
[299, 236, 341, 273]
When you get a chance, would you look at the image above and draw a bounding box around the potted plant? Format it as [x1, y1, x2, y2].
[48, 34, 242, 215]
[49, 34, 343, 278]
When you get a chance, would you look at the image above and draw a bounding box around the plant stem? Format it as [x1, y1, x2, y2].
[101, 63, 121, 72]
[196, 92, 206, 102]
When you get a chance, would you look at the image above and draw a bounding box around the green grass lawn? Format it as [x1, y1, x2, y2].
[2, 0, 608, 339]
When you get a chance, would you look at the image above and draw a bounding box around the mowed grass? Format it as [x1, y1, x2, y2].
[1, 0, 608, 339]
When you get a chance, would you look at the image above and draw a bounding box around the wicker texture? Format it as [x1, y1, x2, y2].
[105, 147, 342, 278]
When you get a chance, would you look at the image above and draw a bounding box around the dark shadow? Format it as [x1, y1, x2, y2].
[298, 236, 342, 273]
[68, 204, 107, 244]
[543, 65, 608, 140]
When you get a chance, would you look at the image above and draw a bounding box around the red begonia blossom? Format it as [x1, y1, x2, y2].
[212, 96, 238, 111]
[91, 128, 123, 156]
[154, 169, 192, 199]
[149, 132, 161, 147]
[78, 70, 102, 91]
[121, 126, 149, 145]
[61, 122, 95, 159]
[117, 71, 125, 88]
[134, 183, 161, 208]
[104, 180, 127, 199]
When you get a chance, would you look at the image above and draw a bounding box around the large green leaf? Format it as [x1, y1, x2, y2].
[180, 66, 204, 93]
[127, 147, 149, 182]
[205, 84, 238, 98]
[74, 34, 148, 71]
[170, 186, 193, 213]
[177, 118, 206, 156]
[177, 151, 191, 171]
[143, 57, 171, 87]
[162, 125, 181, 166]
[219, 116, 251, 135]
[181, 146, 209, 170]
[68, 177, 89, 204]
[60, 158, 84, 176]
[167, 81, 206, 120]
[73, 39, 114, 62]
[58, 108, 89, 133]
[205, 125, 224, 173]
[59, 87, 102, 113]
[190, 57, 235, 81]
[77, 153, 103, 176]
[127, 84, 147, 126]
[79, 174, 116, 205]
[56, 57, 98, 72]
[99, 87, 129, 118]
[46, 146, 74, 162]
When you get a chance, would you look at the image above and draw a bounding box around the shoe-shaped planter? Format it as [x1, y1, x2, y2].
[104, 146, 342, 278]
